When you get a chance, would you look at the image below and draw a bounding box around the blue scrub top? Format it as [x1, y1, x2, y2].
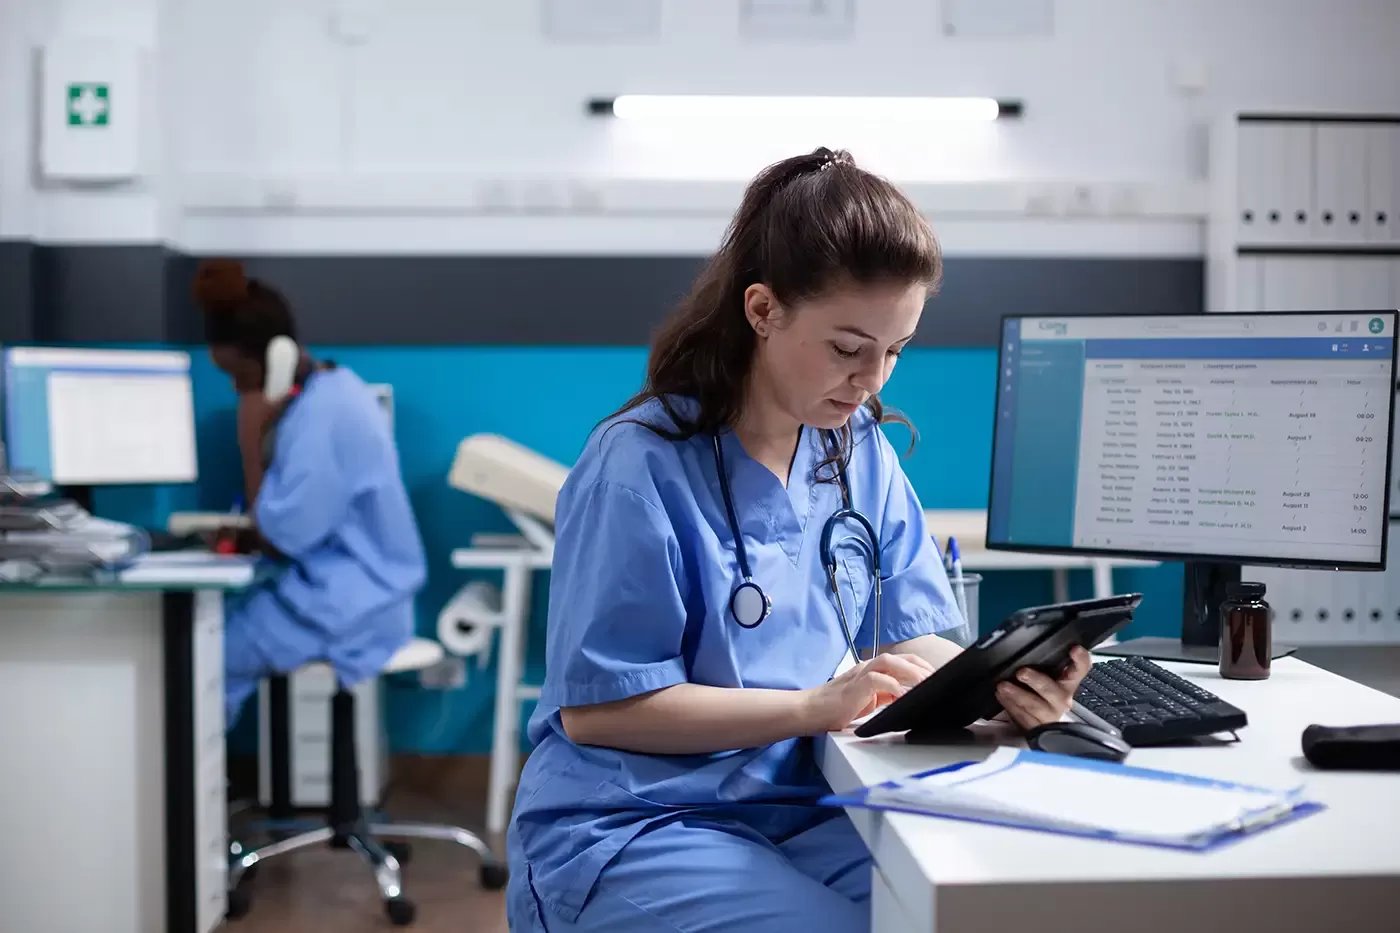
[249, 366, 427, 686]
[511, 396, 963, 923]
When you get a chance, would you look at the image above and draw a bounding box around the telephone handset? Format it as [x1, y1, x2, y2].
[263, 335, 300, 404]
[258, 335, 302, 474]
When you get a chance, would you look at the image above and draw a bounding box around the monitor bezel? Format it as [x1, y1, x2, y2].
[985, 309, 1400, 572]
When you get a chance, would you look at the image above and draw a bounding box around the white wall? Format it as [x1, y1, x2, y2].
[0, 0, 173, 242]
[5, 0, 1400, 253]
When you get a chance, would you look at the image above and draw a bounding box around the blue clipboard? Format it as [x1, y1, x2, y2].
[818, 748, 1325, 852]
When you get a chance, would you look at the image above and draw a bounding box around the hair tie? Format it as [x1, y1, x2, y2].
[817, 148, 851, 172]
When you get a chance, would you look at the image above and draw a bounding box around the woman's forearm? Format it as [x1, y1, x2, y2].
[235, 396, 267, 505]
[560, 683, 817, 755]
[883, 632, 964, 670]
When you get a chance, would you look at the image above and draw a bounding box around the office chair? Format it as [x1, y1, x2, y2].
[225, 638, 508, 927]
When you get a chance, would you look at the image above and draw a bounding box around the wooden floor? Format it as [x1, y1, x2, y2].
[226, 784, 509, 932]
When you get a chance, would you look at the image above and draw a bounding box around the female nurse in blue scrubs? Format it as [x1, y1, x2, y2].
[506, 149, 1092, 933]
[191, 259, 428, 728]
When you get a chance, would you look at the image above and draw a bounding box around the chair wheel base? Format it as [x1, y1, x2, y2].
[226, 884, 252, 921]
[386, 897, 416, 926]
[480, 863, 509, 890]
[385, 840, 413, 865]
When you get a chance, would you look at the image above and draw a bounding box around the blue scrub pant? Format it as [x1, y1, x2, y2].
[224, 594, 277, 729]
[511, 811, 871, 933]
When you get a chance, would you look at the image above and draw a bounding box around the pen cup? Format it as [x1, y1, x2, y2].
[944, 572, 981, 648]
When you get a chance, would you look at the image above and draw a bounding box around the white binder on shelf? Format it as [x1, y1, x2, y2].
[1313, 123, 1369, 244]
[1365, 125, 1398, 243]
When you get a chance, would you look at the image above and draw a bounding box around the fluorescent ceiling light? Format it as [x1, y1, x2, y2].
[589, 95, 1020, 121]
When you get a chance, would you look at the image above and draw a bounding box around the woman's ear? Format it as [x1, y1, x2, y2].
[743, 283, 782, 338]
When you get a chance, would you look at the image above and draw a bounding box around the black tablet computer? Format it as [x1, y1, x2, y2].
[853, 593, 1143, 742]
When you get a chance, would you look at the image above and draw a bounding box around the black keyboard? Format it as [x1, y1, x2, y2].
[144, 529, 207, 552]
[1076, 656, 1248, 746]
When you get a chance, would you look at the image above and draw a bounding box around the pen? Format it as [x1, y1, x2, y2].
[948, 536, 969, 626]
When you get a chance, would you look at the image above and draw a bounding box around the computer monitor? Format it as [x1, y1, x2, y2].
[987, 310, 1399, 662]
[1, 346, 198, 489]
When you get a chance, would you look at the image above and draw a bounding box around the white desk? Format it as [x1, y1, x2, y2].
[820, 656, 1400, 933]
[0, 576, 248, 933]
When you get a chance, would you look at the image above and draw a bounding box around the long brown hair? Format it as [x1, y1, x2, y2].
[610, 147, 942, 478]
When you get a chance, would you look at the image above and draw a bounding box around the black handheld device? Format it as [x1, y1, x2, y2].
[854, 593, 1143, 742]
[1301, 723, 1400, 771]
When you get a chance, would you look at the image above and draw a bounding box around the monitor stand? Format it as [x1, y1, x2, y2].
[63, 484, 96, 514]
[1095, 561, 1296, 665]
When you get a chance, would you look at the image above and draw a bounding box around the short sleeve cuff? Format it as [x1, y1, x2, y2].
[877, 604, 964, 648]
[541, 657, 688, 709]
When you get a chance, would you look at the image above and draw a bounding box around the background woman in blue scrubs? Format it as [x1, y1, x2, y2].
[507, 149, 1092, 932]
[192, 259, 427, 728]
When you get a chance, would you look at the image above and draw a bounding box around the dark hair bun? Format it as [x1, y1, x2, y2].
[192, 258, 250, 309]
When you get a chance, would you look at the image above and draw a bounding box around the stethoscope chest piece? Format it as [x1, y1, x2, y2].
[712, 427, 881, 657]
[729, 580, 771, 628]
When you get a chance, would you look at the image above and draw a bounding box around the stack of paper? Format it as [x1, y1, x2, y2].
[118, 551, 256, 586]
[2, 511, 145, 566]
[825, 746, 1321, 850]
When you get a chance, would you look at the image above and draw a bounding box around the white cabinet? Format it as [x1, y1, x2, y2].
[1214, 113, 1400, 647]
[256, 668, 388, 808]
[1257, 256, 1398, 312]
[1235, 256, 1264, 311]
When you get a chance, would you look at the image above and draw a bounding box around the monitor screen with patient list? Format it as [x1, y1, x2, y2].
[987, 312, 1399, 570]
[2, 346, 198, 485]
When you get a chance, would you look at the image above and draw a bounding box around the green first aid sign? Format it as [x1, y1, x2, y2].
[67, 83, 110, 126]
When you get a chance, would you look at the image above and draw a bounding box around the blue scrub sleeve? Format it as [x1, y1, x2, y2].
[539, 480, 691, 709]
[858, 444, 964, 651]
[255, 419, 354, 559]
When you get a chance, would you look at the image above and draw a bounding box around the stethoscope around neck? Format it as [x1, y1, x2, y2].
[711, 429, 882, 661]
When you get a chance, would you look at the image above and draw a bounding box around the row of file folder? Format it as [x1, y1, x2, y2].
[1236, 120, 1398, 248]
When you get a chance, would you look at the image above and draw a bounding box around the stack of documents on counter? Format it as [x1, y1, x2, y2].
[1, 505, 147, 578]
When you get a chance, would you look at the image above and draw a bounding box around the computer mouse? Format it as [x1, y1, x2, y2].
[1025, 721, 1132, 762]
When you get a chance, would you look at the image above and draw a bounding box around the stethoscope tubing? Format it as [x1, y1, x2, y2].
[712, 428, 881, 654]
